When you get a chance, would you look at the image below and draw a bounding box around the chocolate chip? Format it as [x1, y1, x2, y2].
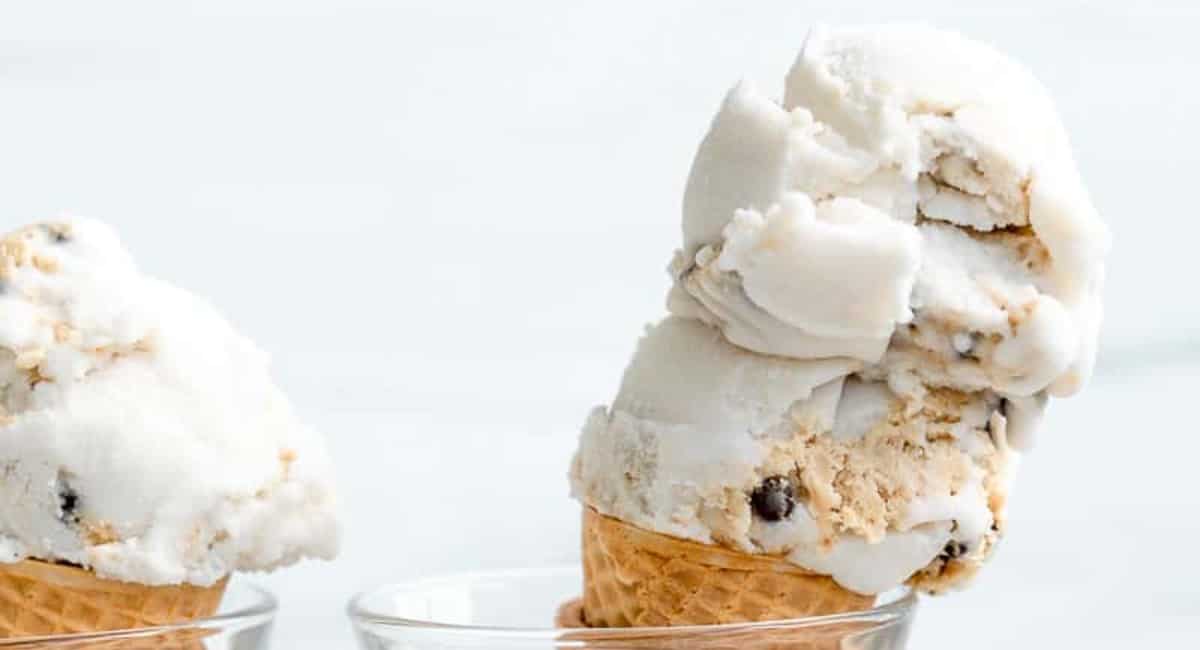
[58, 486, 80, 524]
[939, 541, 968, 561]
[750, 476, 795, 522]
[45, 226, 70, 244]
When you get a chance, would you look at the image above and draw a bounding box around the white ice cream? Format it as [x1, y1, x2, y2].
[670, 24, 1109, 402]
[573, 317, 1011, 594]
[0, 219, 338, 586]
[573, 24, 1108, 596]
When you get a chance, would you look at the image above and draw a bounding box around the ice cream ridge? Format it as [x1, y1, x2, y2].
[0, 219, 338, 636]
[568, 24, 1109, 627]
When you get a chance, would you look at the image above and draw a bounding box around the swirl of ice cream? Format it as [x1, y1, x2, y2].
[572, 24, 1108, 596]
[0, 219, 338, 586]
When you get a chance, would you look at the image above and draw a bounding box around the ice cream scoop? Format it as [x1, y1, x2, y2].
[0, 218, 337, 634]
[573, 317, 1010, 595]
[671, 24, 1108, 403]
[570, 23, 1109, 623]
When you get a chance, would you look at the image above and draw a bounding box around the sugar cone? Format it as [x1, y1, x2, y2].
[0, 560, 227, 640]
[579, 507, 874, 627]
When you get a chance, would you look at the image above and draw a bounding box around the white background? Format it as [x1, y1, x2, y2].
[2, 1, 1198, 648]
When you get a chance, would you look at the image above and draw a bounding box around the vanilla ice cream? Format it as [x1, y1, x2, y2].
[0, 219, 338, 587]
[572, 24, 1109, 596]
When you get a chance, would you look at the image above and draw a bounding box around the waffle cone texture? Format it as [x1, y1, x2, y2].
[580, 508, 874, 627]
[0, 560, 227, 638]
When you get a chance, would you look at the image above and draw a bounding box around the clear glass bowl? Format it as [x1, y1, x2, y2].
[0, 582, 276, 649]
[348, 567, 916, 649]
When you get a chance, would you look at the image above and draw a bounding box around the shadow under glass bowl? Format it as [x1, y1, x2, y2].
[0, 582, 276, 650]
[348, 566, 916, 649]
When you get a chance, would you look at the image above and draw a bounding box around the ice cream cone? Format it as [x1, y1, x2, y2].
[0, 560, 227, 639]
[579, 507, 873, 627]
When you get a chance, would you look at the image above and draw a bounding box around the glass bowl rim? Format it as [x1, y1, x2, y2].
[0, 581, 277, 646]
[347, 565, 917, 640]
